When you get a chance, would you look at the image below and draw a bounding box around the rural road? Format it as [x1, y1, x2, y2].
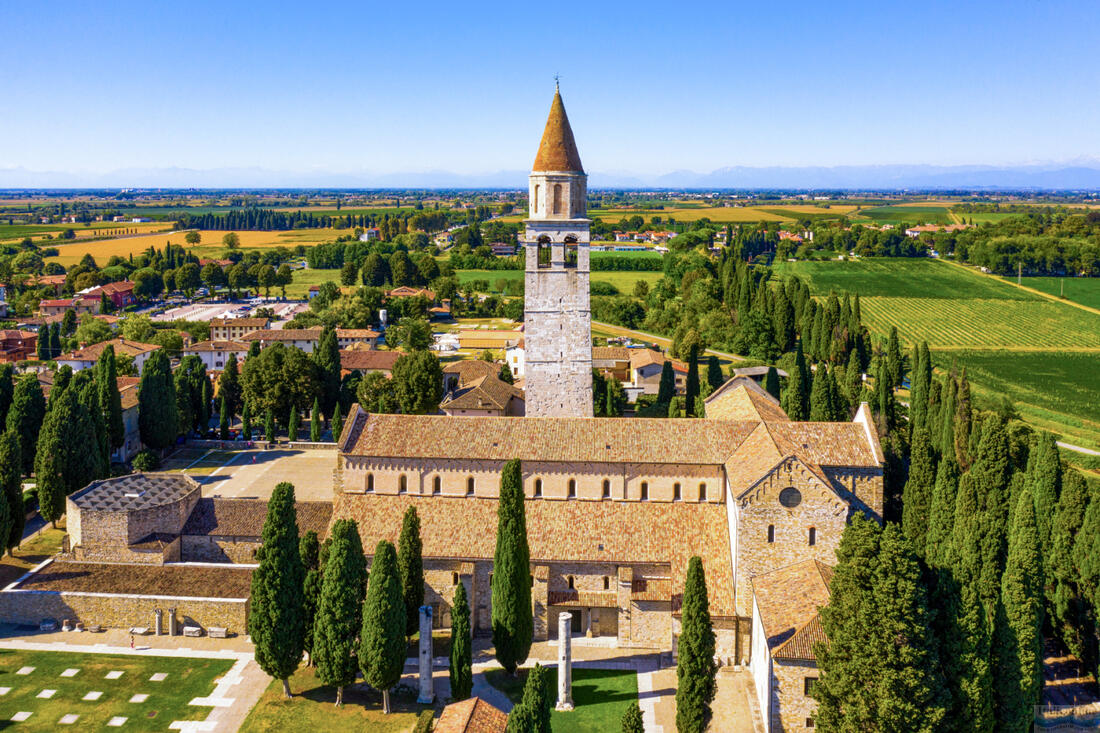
[592, 321, 746, 362]
[1059, 441, 1100, 457]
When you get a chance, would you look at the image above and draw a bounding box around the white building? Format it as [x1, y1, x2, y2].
[56, 338, 161, 375]
[182, 340, 249, 371]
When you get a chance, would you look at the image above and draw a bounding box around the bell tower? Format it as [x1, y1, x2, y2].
[523, 85, 593, 418]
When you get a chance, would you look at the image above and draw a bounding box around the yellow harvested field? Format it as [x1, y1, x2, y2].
[46, 229, 340, 266]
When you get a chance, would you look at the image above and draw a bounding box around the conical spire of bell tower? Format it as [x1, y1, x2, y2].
[532, 85, 584, 173]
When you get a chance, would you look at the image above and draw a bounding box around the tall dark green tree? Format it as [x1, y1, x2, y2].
[993, 488, 1044, 733]
[676, 556, 716, 733]
[763, 365, 781, 401]
[313, 518, 367, 706]
[925, 454, 960, 567]
[622, 702, 644, 733]
[331, 403, 343, 441]
[392, 350, 443, 415]
[248, 482, 306, 698]
[397, 506, 424, 638]
[902, 428, 937, 557]
[95, 345, 124, 450]
[1050, 470, 1092, 667]
[241, 401, 252, 441]
[449, 581, 473, 701]
[218, 353, 242, 416]
[657, 361, 676, 405]
[49, 323, 61, 359]
[0, 430, 23, 553]
[705, 355, 723, 394]
[314, 325, 342, 418]
[954, 369, 973, 469]
[6, 375, 45, 475]
[287, 405, 300, 441]
[34, 388, 100, 525]
[219, 395, 230, 440]
[0, 468, 9, 563]
[782, 340, 810, 421]
[909, 342, 932, 435]
[684, 344, 700, 417]
[310, 397, 322, 442]
[939, 375, 957, 457]
[506, 663, 552, 733]
[1077, 480, 1100, 679]
[1025, 431, 1061, 577]
[885, 326, 903, 388]
[265, 408, 276, 443]
[36, 329, 47, 360]
[300, 531, 322, 666]
[0, 364, 13, 428]
[360, 540, 406, 714]
[138, 350, 178, 451]
[492, 458, 533, 675]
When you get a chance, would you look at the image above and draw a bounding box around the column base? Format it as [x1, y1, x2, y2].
[417, 694, 435, 705]
[556, 701, 574, 712]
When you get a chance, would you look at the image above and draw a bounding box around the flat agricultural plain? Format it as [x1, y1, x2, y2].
[1000, 275, 1100, 311]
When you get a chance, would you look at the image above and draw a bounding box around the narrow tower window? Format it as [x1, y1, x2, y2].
[366, 473, 374, 493]
[568, 576, 575, 590]
[674, 483, 682, 502]
[767, 524, 775, 543]
[466, 476, 475, 496]
[698, 482, 707, 501]
[553, 184, 562, 215]
[568, 479, 577, 498]
[433, 476, 441, 495]
[398, 474, 407, 494]
[640, 482, 649, 501]
[602, 479, 611, 499]
[809, 527, 817, 546]
[533, 184, 540, 213]
[534, 478, 542, 498]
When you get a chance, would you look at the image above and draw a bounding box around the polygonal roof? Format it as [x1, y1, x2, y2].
[532, 87, 584, 173]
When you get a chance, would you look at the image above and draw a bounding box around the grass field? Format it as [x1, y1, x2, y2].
[0, 527, 65, 589]
[853, 205, 954, 226]
[0, 221, 167, 242]
[238, 665, 425, 733]
[455, 268, 662, 294]
[0, 649, 234, 731]
[284, 267, 343, 298]
[486, 666, 638, 733]
[45, 229, 340, 267]
[1001, 276, 1100, 310]
[501, 203, 854, 225]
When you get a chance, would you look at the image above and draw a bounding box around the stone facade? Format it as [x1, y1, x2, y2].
[181, 535, 259, 564]
[0, 590, 248, 634]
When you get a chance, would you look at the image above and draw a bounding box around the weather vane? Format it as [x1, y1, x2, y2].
[554, 74, 560, 90]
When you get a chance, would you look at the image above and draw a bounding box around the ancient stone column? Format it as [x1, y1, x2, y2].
[556, 612, 574, 711]
[167, 608, 177, 636]
[154, 609, 163, 636]
[417, 605, 434, 704]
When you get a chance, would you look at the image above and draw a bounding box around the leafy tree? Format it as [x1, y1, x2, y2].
[360, 540, 406, 714]
[656, 361, 676, 405]
[667, 395, 682, 418]
[676, 556, 716, 733]
[492, 458, 533, 675]
[782, 340, 810, 420]
[357, 371, 400, 413]
[392, 350, 443, 415]
[241, 401, 252, 441]
[138, 351, 178, 451]
[397, 506, 424, 638]
[993, 488, 1044, 733]
[313, 326, 341, 418]
[6, 375, 45, 475]
[684, 343, 700, 416]
[314, 518, 367, 706]
[218, 353, 242, 416]
[185, 230, 201, 246]
[219, 396, 230, 440]
[223, 232, 240, 249]
[95, 345, 124, 450]
[499, 362, 514, 384]
[389, 317, 433, 351]
[0, 431, 23, 553]
[248, 482, 306, 697]
[449, 582, 472, 701]
[506, 664, 552, 733]
[340, 261, 358, 286]
[764, 365, 781, 401]
[241, 343, 319, 427]
[622, 702, 644, 733]
[902, 427, 936, 557]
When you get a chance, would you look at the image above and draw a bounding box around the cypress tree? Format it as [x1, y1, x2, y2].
[667, 396, 682, 418]
[0, 364, 13, 428]
[885, 326, 903, 388]
[993, 488, 1044, 733]
[48, 323, 61, 359]
[782, 341, 810, 420]
[844, 349, 863, 405]
[939, 375, 957, 457]
[1074, 479, 1100, 679]
[925, 454, 960, 567]
[397, 506, 424, 638]
[300, 531, 322, 666]
[902, 427, 937, 556]
[264, 408, 276, 443]
[0, 430, 23, 553]
[910, 342, 931, 435]
[360, 540, 406, 714]
[449, 582, 472, 701]
[970, 416, 1012, 609]
[36, 329, 48, 360]
[201, 376, 213, 429]
[314, 518, 367, 706]
[331, 403, 343, 441]
[492, 458, 533, 675]
[248, 482, 306, 698]
[78, 375, 109, 476]
[0, 470, 9, 562]
[1025, 431, 1061, 567]
[49, 366, 71, 408]
[825, 363, 847, 419]
[314, 325, 341, 418]
[1050, 470, 1092, 666]
[310, 397, 321, 442]
[705, 355, 723, 394]
[218, 353, 242, 416]
[248, 340, 262, 359]
[6, 375, 45, 475]
[95, 345, 124, 450]
[138, 350, 178, 452]
[684, 344, 700, 417]
[676, 556, 716, 733]
[287, 405, 300, 440]
[506, 663, 552, 733]
[809, 363, 830, 422]
[763, 365, 780, 401]
[241, 401, 252, 441]
[622, 702, 644, 733]
[219, 395, 230, 440]
[656, 361, 675, 405]
[954, 368, 973, 469]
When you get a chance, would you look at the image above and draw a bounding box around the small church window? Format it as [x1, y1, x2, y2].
[466, 476, 475, 496]
[673, 483, 682, 502]
[568, 575, 575, 589]
[640, 482, 649, 501]
[767, 524, 775, 543]
[603, 576, 610, 590]
[602, 479, 611, 499]
[809, 527, 816, 546]
[534, 478, 542, 497]
[398, 474, 407, 494]
[568, 479, 577, 498]
[366, 473, 374, 492]
[452, 572, 459, 585]
[433, 476, 441, 495]
[553, 184, 562, 215]
[779, 487, 802, 508]
[698, 483, 706, 501]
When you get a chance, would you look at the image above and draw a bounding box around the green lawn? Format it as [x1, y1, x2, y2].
[485, 665, 637, 733]
[1001, 276, 1100, 310]
[239, 665, 427, 733]
[0, 649, 234, 731]
[285, 267, 343, 298]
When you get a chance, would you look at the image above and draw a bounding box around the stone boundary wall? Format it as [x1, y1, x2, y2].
[186, 439, 273, 450]
[0, 589, 249, 634]
[287, 441, 337, 451]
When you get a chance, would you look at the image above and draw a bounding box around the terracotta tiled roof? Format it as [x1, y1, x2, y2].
[629, 348, 687, 373]
[442, 359, 499, 385]
[333, 490, 737, 616]
[435, 697, 508, 733]
[95, 281, 134, 295]
[547, 589, 618, 607]
[751, 559, 833, 660]
[631, 576, 672, 602]
[441, 375, 523, 413]
[184, 340, 248, 353]
[705, 377, 789, 423]
[35, 274, 68, 286]
[182, 498, 332, 539]
[335, 328, 380, 339]
[592, 346, 632, 362]
[240, 328, 322, 342]
[210, 318, 269, 329]
[340, 349, 401, 373]
[59, 338, 160, 362]
[386, 286, 435, 299]
[118, 377, 140, 410]
[39, 299, 73, 308]
[766, 422, 879, 466]
[16, 560, 254, 598]
[532, 88, 584, 173]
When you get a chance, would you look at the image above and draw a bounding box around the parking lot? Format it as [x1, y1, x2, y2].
[152, 300, 309, 325]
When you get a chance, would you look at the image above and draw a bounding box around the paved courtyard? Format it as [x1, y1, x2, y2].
[163, 448, 338, 502]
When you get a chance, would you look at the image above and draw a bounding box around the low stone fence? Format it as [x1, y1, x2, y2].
[287, 441, 337, 451]
[186, 439, 274, 451]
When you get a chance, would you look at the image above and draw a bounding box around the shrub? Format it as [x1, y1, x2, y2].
[132, 450, 160, 472]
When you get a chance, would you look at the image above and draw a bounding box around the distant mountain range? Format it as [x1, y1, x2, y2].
[5, 163, 1100, 190]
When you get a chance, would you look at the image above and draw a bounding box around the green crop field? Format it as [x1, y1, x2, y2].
[854, 205, 954, 225]
[1001, 276, 1100, 310]
[773, 258, 1036, 300]
[455, 268, 662, 294]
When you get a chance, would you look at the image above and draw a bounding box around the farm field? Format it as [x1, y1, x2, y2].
[499, 203, 854, 225]
[0, 648, 234, 731]
[851, 204, 954, 226]
[0, 221, 168, 243]
[44, 229, 339, 266]
[454, 268, 663, 293]
[1001, 276, 1100, 310]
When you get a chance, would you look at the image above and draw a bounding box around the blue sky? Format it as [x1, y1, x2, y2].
[2, 0, 1099, 180]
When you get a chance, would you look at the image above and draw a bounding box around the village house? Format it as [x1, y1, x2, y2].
[0, 330, 37, 362]
[182, 340, 249, 371]
[208, 317, 270, 341]
[339, 349, 402, 378]
[113, 376, 143, 462]
[336, 328, 380, 349]
[39, 295, 100, 317]
[239, 328, 322, 353]
[88, 280, 136, 309]
[385, 286, 436, 301]
[56, 338, 161, 374]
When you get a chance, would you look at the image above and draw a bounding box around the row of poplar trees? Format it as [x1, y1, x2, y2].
[814, 339, 1098, 732]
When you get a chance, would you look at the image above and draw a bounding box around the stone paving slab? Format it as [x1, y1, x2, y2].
[59, 713, 79, 724]
[60, 668, 79, 677]
[11, 711, 31, 721]
[36, 689, 56, 698]
[16, 666, 34, 675]
[83, 691, 103, 701]
[150, 672, 168, 681]
[130, 693, 149, 703]
[106, 670, 124, 679]
[108, 717, 127, 727]
[0, 687, 9, 695]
